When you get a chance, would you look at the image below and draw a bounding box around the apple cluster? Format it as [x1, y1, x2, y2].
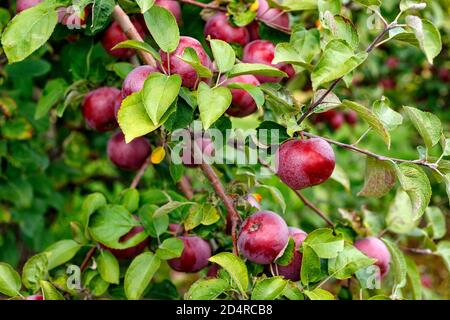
[312, 109, 358, 131]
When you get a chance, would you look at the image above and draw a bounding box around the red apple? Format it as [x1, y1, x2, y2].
[155, 0, 182, 25]
[82, 87, 120, 132]
[107, 131, 151, 171]
[16, 0, 42, 13]
[222, 75, 260, 117]
[257, 0, 290, 30]
[354, 237, 391, 279]
[100, 224, 150, 260]
[274, 227, 307, 281]
[204, 12, 250, 46]
[26, 295, 44, 300]
[168, 236, 212, 272]
[101, 19, 145, 59]
[121, 65, 158, 99]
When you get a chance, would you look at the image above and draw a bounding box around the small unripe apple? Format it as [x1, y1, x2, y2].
[101, 19, 145, 59]
[204, 12, 250, 46]
[181, 137, 215, 168]
[222, 75, 260, 117]
[242, 40, 294, 83]
[238, 211, 289, 264]
[276, 138, 336, 190]
[16, 0, 42, 13]
[275, 227, 307, 281]
[159, 36, 212, 89]
[107, 131, 151, 171]
[155, 0, 182, 25]
[121, 65, 158, 99]
[100, 224, 150, 260]
[354, 237, 391, 279]
[168, 236, 212, 273]
[82, 87, 120, 132]
[257, 0, 290, 30]
[26, 295, 44, 300]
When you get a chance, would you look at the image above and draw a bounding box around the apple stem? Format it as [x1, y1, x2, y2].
[130, 156, 152, 189]
[112, 5, 157, 67]
[200, 162, 240, 255]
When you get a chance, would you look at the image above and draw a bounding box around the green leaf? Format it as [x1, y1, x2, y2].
[372, 97, 403, 131]
[282, 0, 317, 11]
[119, 188, 140, 213]
[209, 253, 248, 297]
[436, 241, 450, 273]
[0, 263, 21, 297]
[404, 255, 422, 300]
[210, 39, 236, 73]
[328, 244, 375, 279]
[112, 62, 134, 79]
[290, 27, 321, 64]
[226, 83, 265, 108]
[141, 72, 181, 125]
[304, 288, 335, 300]
[156, 237, 184, 260]
[136, 0, 155, 13]
[124, 252, 161, 300]
[311, 40, 367, 90]
[353, 0, 381, 6]
[1, 2, 58, 63]
[1, 117, 33, 140]
[81, 193, 107, 235]
[35, 78, 68, 119]
[201, 204, 221, 226]
[112, 39, 161, 63]
[341, 100, 391, 148]
[303, 228, 344, 259]
[251, 276, 287, 300]
[358, 157, 397, 198]
[324, 15, 359, 50]
[97, 250, 120, 284]
[403, 106, 442, 150]
[312, 90, 341, 113]
[272, 43, 312, 70]
[275, 237, 295, 266]
[154, 201, 194, 218]
[228, 63, 288, 79]
[400, 1, 427, 12]
[396, 163, 432, 220]
[40, 280, 64, 300]
[405, 16, 442, 64]
[301, 246, 325, 285]
[118, 92, 161, 143]
[330, 164, 350, 192]
[89, 0, 115, 34]
[185, 278, 229, 300]
[256, 184, 286, 213]
[386, 189, 417, 234]
[88, 205, 148, 249]
[425, 207, 446, 240]
[179, 47, 213, 78]
[22, 253, 48, 291]
[444, 174, 450, 205]
[137, 204, 170, 237]
[382, 238, 407, 293]
[144, 5, 180, 53]
[89, 274, 110, 296]
[44, 240, 81, 270]
[198, 82, 232, 130]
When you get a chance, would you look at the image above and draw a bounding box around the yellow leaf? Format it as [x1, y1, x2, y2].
[249, 0, 259, 12]
[151, 146, 166, 164]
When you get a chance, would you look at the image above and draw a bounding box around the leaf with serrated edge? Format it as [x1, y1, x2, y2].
[125, 252, 161, 300]
[209, 252, 248, 297]
[358, 157, 396, 198]
[403, 106, 442, 150]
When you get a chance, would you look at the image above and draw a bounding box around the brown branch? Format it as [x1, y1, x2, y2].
[130, 156, 152, 189]
[177, 175, 194, 199]
[112, 5, 157, 67]
[200, 162, 240, 255]
[80, 247, 97, 272]
[302, 131, 439, 171]
[298, 24, 395, 125]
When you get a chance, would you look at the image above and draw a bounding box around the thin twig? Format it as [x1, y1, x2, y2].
[112, 5, 157, 67]
[130, 157, 152, 189]
[177, 175, 194, 199]
[80, 246, 97, 272]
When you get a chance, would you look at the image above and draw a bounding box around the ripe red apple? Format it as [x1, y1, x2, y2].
[155, 0, 182, 25]
[82, 87, 120, 132]
[274, 227, 307, 281]
[204, 12, 250, 46]
[276, 138, 336, 190]
[114, 95, 123, 120]
[379, 78, 396, 90]
[169, 223, 184, 235]
[354, 237, 391, 279]
[386, 56, 399, 69]
[257, 0, 290, 30]
[238, 211, 289, 264]
[438, 68, 450, 83]
[181, 137, 215, 168]
[159, 36, 212, 89]
[329, 112, 345, 131]
[206, 264, 220, 277]
[121, 65, 158, 99]
[101, 19, 145, 59]
[222, 75, 260, 117]
[242, 40, 294, 83]
[26, 295, 44, 300]
[313, 109, 338, 124]
[344, 110, 358, 126]
[16, 0, 42, 13]
[168, 236, 212, 272]
[107, 131, 151, 171]
[100, 224, 150, 260]
[247, 21, 260, 41]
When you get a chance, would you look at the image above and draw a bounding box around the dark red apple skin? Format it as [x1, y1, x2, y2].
[168, 236, 212, 273]
[204, 12, 250, 46]
[182, 137, 214, 168]
[247, 21, 260, 41]
[155, 0, 182, 25]
[206, 264, 220, 277]
[354, 237, 391, 279]
[379, 78, 396, 90]
[238, 211, 289, 265]
[329, 112, 345, 131]
[257, 0, 290, 30]
[82, 87, 120, 132]
[438, 68, 450, 83]
[275, 227, 307, 281]
[276, 138, 336, 190]
[114, 95, 123, 120]
[16, 0, 42, 13]
[101, 19, 145, 59]
[107, 131, 151, 171]
[26, 295, 44, 300]
[242, 40, 294, 83]
[159, 36, 212, 89]
[121, 65, 158, 99]
[222, 75, 260, 117]
[386, 56, 399, 69]
[344, 110, 358, 126]
[100, 225, 150, 260]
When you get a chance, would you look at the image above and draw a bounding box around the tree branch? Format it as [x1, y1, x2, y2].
[80, 246, 97, 272]
[177, 175, 194, 200]
[112, 5, 157, 67]
[130, 156, 152, 189]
